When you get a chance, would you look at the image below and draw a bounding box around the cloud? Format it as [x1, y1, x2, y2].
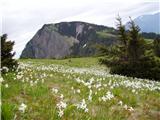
[1, 0, 159, 58]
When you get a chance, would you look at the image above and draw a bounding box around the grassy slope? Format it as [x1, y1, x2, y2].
[1, 57, 160, 120]
[96, 32, 116, 39]
[20, 57, 100, 68]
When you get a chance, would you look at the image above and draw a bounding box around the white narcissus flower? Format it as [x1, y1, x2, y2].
[101, 91, 114, 102]
[84, 108, 88, 113]
[128, 107, 134, 111]
[132, 89, 136, 93]
[88, 95, 92, 101]
[60, 94, 64, 99]
[77, 89, 81, 93]
[41, 79, 44, 83]
[76, 99, 88, 112]
[56, 101, 67, 117]
[52, 88, 58, 94]
[16, 74, 23, 80]
[19, 103, 27, 113]
[60, 101, 67, 109]
[101, 96, 107, 102]
[118, 101, 123, 106]
[0, 77, 4, 83]
[2, 66, 9, 72]
[88, 89, 92, 101]
[88, 85, 91, 89]
[13, 114, 17, 120]
[5, 84, 9, 88]
[30, 81, 33, 86]
[123, 104, 128, 110]
[58, 110, 64, 117]
[34, 80, 38, 84]
[75, 77, 81, 83]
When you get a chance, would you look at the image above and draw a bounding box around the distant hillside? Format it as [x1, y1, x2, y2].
[21, 21, 159, 59]
[126, 12, 160, 33]
[20, 21, 118, 59]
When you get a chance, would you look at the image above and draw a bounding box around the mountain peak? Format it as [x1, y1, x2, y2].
[126, 12, 160, 33]
[20, 21, 117, 59]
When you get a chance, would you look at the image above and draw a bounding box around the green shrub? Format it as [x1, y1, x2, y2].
[110, 56, 160, 81]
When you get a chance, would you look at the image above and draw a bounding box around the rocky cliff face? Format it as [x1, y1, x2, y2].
[21, 21, 118, 59]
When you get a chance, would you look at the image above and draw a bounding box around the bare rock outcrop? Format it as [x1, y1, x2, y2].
[21, 21, 117, 59]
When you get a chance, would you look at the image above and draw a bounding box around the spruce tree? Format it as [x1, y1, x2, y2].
[1, 34, 18, 73]
[116, 16, 128, 61]
[128, 18, 145, 62]
[99, 16, 160, 81]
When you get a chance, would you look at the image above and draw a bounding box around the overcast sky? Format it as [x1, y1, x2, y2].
[1, 0, 160, 58]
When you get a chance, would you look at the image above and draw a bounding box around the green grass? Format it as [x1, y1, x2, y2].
[20, 57, 99, 68]
[96, 32, 116, 39]
[1, 57, 160, 120]
[144, 38, 154, 45]
[1, 103, 16, 120]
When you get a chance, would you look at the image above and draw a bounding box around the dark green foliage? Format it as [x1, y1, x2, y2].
[99, 17, 160, 81]
[127, 19, 146, 62]
[115, 16, 129, 61]
[110, 56, 160, 80]
[116, 16, 128, 47]
[154, 37, 160, 57]
[1, 34, 18, 73]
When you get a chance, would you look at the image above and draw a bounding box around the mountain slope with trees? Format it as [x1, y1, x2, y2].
[21, 21, 158, 59]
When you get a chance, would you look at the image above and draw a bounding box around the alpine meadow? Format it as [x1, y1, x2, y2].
[1, 0, 160, 120]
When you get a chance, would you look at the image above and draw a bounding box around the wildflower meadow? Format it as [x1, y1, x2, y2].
[1, 57, 160, 120]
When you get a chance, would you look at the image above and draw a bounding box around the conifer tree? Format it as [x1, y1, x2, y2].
[127, 18, 145, 62]
[116, 16, 128, 61]
[1, 34, 17, 72]
[99, 16, 160, 81]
